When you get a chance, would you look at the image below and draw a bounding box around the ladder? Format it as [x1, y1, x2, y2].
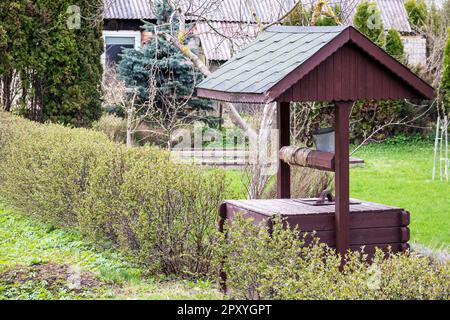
[433, 115, 449, 181]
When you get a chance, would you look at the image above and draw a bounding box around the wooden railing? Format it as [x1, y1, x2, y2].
[171, 147, 364, 169]
[170, 148, 250, 167]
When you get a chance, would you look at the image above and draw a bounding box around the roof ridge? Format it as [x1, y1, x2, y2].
[266, 26, 349, 33]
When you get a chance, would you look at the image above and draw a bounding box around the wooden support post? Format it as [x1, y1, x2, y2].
[334, 101, 352, 262]
[277, 102, 291, 199]
[218, 203, 227, 294]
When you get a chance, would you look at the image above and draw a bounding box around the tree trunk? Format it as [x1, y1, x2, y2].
[126, 107, 134, 148]
[1, 71, 13, 112]
[248, 103, 277, 199]
[157, 29, 277, 198]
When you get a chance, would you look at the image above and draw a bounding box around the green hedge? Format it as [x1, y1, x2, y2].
[217, 215, 450, 300]
[0, 113, 226, 277]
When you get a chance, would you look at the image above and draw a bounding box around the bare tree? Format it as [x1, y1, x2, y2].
[411, 1, 450, 92]
[99, 0, 351, 198]
[102, 65, 142, 147]
[143, 73, 201, 150]
[102, 43, 201, 150]
[157, 0, 315, 198]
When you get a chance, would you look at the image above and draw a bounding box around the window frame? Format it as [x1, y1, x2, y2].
[102, 30, 142, 66]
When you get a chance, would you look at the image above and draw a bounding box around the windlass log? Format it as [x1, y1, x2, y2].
[279, 146, 335, 172]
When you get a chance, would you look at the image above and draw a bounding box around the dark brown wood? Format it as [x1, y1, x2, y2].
[350, 243, 410, 260]
[300, 227, 410, 247]
[279, 147, 364, 172]
[348, 27, 434, 99]
[209, 25, 425, 286]
[279, 146, 334, 171]
[286, 209, 410, 232]
[277, 102, 291, 199]
[222, 199, 410, 256]
[218, 203, 227, 293]
[225, 199, 410, 230]
[225, 203, 270, 227]
[278, 43, 423, 102]
[334, 101, 352, 259]
[306, 150, 335, 171]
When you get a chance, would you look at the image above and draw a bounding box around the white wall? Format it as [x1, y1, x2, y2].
[402, 35, 427, 67]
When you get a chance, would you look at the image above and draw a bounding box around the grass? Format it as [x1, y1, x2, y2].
[225, 138, 450, 248]
[0, 203, 221, 300]
[350, 139, 450, 248]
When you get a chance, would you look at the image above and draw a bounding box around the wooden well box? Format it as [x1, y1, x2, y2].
[220, 199, 410, 257]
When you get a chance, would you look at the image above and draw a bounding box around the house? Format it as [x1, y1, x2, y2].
[102, 0, 427, 68]
[103, 0, 156, 65]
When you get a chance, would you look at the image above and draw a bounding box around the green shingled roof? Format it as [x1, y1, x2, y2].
[197, 26, 347, 94]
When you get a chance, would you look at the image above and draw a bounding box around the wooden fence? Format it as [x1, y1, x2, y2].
[170, 148, 250, 168]
[171, 147, 364, 169]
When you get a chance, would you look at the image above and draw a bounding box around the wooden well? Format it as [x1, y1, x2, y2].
[196, 26, 434, 259]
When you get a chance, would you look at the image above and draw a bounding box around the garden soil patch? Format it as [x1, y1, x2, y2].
[0, 262, 106, 294]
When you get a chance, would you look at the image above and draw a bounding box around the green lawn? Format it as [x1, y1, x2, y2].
[0, 203, 221, 300]
[350, 141, 450, 247]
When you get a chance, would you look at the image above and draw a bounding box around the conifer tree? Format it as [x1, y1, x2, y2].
[385, 29, 405, 61]
[354, 1, 385, 46]
[405, 0, 428, 29]
[0, 0, 103, 126]
[118, 0, 210, 114]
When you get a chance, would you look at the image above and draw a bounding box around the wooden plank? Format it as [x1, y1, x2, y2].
[341, 46, 350, 100]
[218, 203, 228, 293]
[334, 49, 342, 99]
[334, 101, 352, 259]
[357, 49, 366, 99]
[287, 210, 409, 231]
[277, 102, 291, 198]
[224, 201, 409, 231]
[301, 227, 410, 247]
[325, 55, 334, 101]
[226, 204, 270, 227]
[222, 201, 410, 259]
[224, 199, 403, 216]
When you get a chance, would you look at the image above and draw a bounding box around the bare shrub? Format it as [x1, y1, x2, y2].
[92, 114, 127, 143]
[265, 167, 334, 199]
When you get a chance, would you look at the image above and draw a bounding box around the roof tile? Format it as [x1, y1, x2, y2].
[197, 26, 346, 94]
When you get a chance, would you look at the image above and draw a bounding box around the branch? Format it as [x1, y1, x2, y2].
[245, 0, 264, 31]
[261, 0, 303, 31]
[155, 30, 257, 141]
[350, 100, 437, 155]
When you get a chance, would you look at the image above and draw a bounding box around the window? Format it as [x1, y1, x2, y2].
[102, 31, 141, 66]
